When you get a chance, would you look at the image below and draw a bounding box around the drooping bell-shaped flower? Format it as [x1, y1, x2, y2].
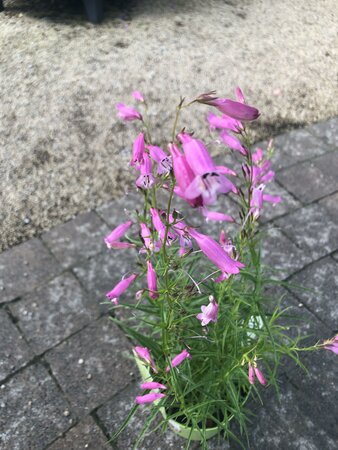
[140, 382, 167, 390]
[166, 349, 191, 372]
[104, 220, 134, 249]
[169, 143, 203, 207]
[169, 216, 193, 256]
[323, 335, 338, 355]
[135, 393, 166, 404]
[177, 133, 237, 206]
[139, 223, 160, 253]
[196, 295, 219, 326]
[207, 112, 243, 133]
[132, 90, 145, 102]
[248, 362, 267, 386]
[206, 98, 259, 121]
[254, 366, 267, 386]
[130, 132, 145, 167]
[136, 153, 156, 189]
[220, 130, 248, 156]
[148, 145, 172, 175]
[106, 273, 138, 305]
[116, 103, 142, 121]
[189, 228, 244, 282]
[248, 363, 255, 385]
[150, 208, 176, 245]
[134, 346, 158, 373]
[147, 260, 159, 299]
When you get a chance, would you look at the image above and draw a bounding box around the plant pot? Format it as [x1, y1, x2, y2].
[133, 353, 219, 441]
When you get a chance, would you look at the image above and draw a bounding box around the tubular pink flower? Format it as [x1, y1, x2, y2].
[252, 148, 264, 164]
[104, 220, 134, 249]
[201, 208, 234, 223]
[106, 273, 138, 304]
[263, 194, 282, 204]
[150, 208, 176, 245]
[189, 228, 244, 280]
[196, 295, 219, 326]
[169, 217, 193, 256]
[219, 230, 236, 258]
[235, 86, 245, 103]
[215, 165, 237, 177]
[136, 153, 156, 189]
[136, 393, 166, 404]
[132, 90, 145, 102]
[148, 145, 172, 175]
[207, 112, 243, 133]
[177, 133, 236, 205]
[166, 349, 191, 372]
[130, 132, 145, 167]
[140, 382, 167, 390]
[324, 335, 338, 355]
[250, 185, 265, 219]
[134, 346, 158, 373]
[248, 363, 255, 385]
[116, 103, 142, 121]
[220, 130, 248, 156]
[254, 366, 268, 386]
[147, 260, 159, 299]
[208, 98, 260, 121]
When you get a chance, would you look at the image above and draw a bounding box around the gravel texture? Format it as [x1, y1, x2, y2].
[1, 0, 338, 250]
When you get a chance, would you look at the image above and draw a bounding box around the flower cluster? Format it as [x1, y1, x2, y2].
[106, 89, 336, 447]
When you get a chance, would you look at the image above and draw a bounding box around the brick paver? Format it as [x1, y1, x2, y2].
[0, 118, 337, 449]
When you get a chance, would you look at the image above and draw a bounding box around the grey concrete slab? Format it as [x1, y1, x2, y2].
[276, 151, 338, 204]
[275, 203, 338, 261]
[48, 416, 108, 450]
[0, 238, 61, 304]
[96, 382, 194, 450]
[0, 363, 72, 450]
[307, 117, 338, 148]
[0, 309, 33, 381]
[261, 227, 312, 279]
[288, 257, 338, 331]
[45, 317, 135, 416]
[319, 191, 338, 221]
[42, 212, 110, 269]
[96, 191, 140, 228]
[260, 181, 301, 223]
[271, 128, 331, 170]
[9, 273, 99, 355]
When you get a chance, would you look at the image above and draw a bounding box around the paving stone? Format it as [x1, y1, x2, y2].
[261, 227, 312, 279]
[288, 257, 338, 330]
[275, 203, 338, 260]
[48, 416, 108, 450]
[45, 317, 135, 416]
[333, 251, 338, 263]
[0, 238, 61, 304]
[270, 128, 331, 170]
[72, 248, 136, 303]
[260, 181, 301, 223]
[42, 212, 110, 269]
[0, 309, 33, 381]
[96, 191, 140, 227]
[276, 151, 338, 204]
[0, 363, 72, 450]
[319, 191, 338, 221]
[96, 382, 194, 450]
[307, 116, 338, 148]
[9, 273, 99, 355]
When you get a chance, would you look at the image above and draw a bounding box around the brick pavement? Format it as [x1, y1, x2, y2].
[0, 118, 338, 449]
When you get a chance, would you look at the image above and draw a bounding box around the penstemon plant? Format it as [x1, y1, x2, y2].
[104, 88, 337, 449]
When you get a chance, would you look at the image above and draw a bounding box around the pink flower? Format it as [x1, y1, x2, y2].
[196, 295, 219, 326]
[170, 218, 192, 256]
[220, 130, 248, 156]
[169, 143, 203, 207]
[189, 228, 244, 281]
[136, 153, 156, 189]
[136, 393, 166, 404]
[219, 231, 236, 258]
[250, 184, 282, 219]
[106, 273, 138, 305]
[150, 208, 176, 245]
[140, 382, 167, 390]
[177, 133, 236, 206]
[148, 145, 172, 175]
[147, 260, 159, 299]
[166, 349, 191, 372]
[116, 103, 142, 121]
[130, 132, 145, 167]
[207, 98, 259, 121]
[207, 112, 243, 133]
[248, 362, 267, 386]
[134, 346, 158, 373]
[104, 220, 134, 249]
[201, 208, 234, 223]
[235, 86, 245, 103]
[324, 335, 338, 355]
[132, 90, 145, 102]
